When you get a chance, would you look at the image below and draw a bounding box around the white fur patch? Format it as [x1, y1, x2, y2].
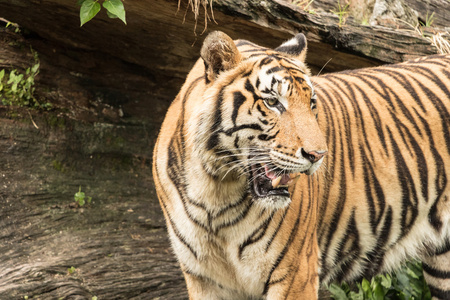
[257, 69, 290, 112]
[280, 36, 300, 48]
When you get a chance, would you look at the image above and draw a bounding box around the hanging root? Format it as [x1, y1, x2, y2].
[177, 0, 216, 34]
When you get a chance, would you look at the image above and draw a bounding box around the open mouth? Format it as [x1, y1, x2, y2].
[250, 163, 298, 199]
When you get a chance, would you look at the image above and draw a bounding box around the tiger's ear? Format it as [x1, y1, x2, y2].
[201, 31, 241, 83]
[275, 33, 308, 62]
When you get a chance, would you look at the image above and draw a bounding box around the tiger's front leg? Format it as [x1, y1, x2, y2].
[183, 272, 231, 300]
[422, 242, 450, 300]
[265, 237, 321, 300]
[265, 271, 320, 299]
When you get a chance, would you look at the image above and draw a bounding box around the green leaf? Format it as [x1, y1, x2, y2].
[106, 10, 119, 19]
[16, 73, 24, 83]
[11, 82, 18, 93]
[328, 284, 349, 300]
[372, 281, 385, 300]
[31, 63, 39, 75]
[361, 278, 373, 298]
[74, 187, 86, 206]
[103, 0, 126, 24]
[348, 290, 364, 300]
[80, 0, 101, 27]
[74, 191, 84, 199]
[0, 69, 4, 81]
[380, 274, 392, 289]
[7, 70, 16, 84]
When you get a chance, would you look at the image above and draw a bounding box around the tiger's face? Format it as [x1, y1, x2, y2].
[194, 32, 327, 208]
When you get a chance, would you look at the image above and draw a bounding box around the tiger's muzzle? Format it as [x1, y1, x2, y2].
[250, 162, 298, 199]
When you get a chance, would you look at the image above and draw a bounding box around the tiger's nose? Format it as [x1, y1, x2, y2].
[301, 149, 327, 163]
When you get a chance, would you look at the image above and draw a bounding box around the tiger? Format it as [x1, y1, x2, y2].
[152, 30, 450, 299]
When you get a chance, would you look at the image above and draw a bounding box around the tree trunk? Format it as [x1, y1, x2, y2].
[0, 0, 446, 298]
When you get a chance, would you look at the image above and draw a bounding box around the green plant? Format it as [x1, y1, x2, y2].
[328, 261, 431, 300]
[331, 1, 349, 27]
[419, 12, 435, 27]
[361, 17, 369, 26]
[4, 21, 20, 33]
[294, 0, 316, 14]
[68, 266, 76, 274]
[0, 52, 50, 109]
[78, 0, 126, 26]
[74, 186, 92, 207]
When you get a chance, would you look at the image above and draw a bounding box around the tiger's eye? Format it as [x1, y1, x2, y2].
[266, 98, 278, 106]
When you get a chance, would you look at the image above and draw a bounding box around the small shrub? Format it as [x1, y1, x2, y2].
[0, 51, 51, 110]
[331, 1, 349, 27]
[74, 186, 92, 207]
[67, 266, 76, 274]
[328, 261, 431, 300]
[419, 12, 435, 28]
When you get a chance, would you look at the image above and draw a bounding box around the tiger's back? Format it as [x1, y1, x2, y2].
[313, 55, 450, 290]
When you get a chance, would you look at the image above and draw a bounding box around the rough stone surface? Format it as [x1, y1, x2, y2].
[370, 0, 418, 27]
[0, 0, 446, 298]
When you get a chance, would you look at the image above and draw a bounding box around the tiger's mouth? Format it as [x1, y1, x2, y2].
[250, 163, 298, 199]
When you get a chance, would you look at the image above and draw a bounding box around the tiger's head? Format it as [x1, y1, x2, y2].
[190, 31, 327, 209]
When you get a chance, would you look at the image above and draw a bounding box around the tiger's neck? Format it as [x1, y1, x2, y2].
[183, 133, 251, 217]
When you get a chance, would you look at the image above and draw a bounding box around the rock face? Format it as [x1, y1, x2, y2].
[290, 0, 450, 30]
[0, 0, 447, 298]
[370, 0, 418, 27]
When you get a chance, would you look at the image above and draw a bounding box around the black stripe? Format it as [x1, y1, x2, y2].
[258, 130, 279, 141]
[158, 191, 199, 259]
[422, 263, 450, 279]
[213, 201, 253, 232]
[360, 145, 386, 234]
[207, 88, 224, 151]
[319, 127, 348, 279]
[386, 127, 419, 237]
[259, 56, 274, 67]
[224, 123, 263, 136]
[428, 197, 443, 232]
[319, 76, 356, 172]
[363, 206, 393, 277]
[154, 136, 199, 260]
[332, 209, 360, 280]
[238, 211, 275, 259]
[263, 211, 302, 294]
[265, 208, 290, 252]
[167, 135, 209, 230]
[435, 240, 450, 256]
[428, 284, 450, 299]
[256, 103, 267, 117]
[215, 193, 249, 218]
[267, 66, 283, 74]
[409, 72, 450, 156]
[232, 91, 246, 126]
[351, 74, 397, 152]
